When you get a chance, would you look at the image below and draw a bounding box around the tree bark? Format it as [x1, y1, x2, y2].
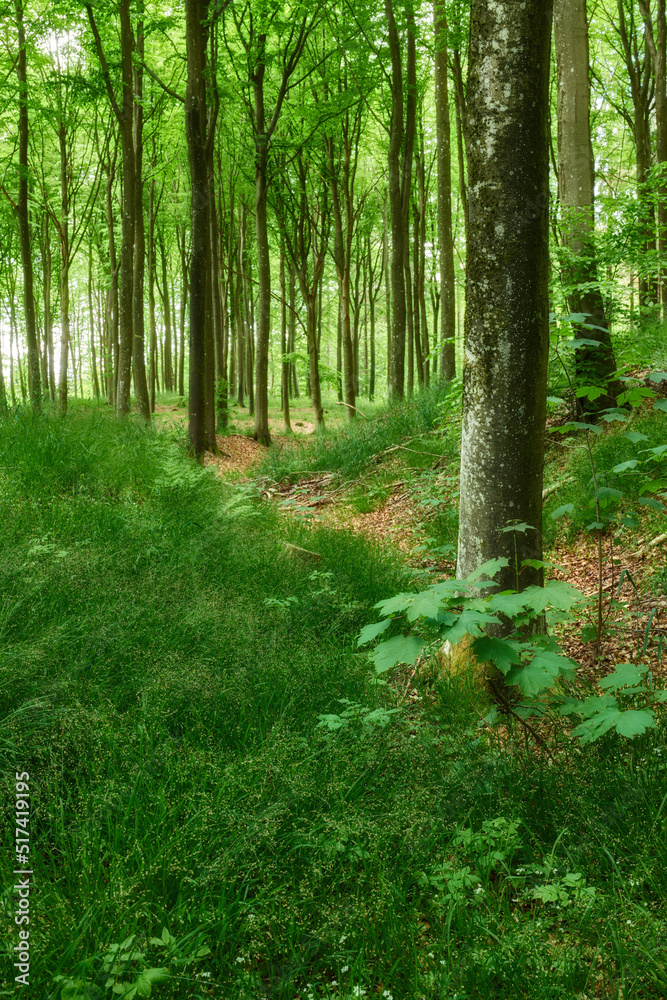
[555, 0, 621, 411]
[457, 0, 553, 618]
[434, 0, 457, 381]
[131, 13, 150, 419]
[86, 0, 136, 415]
[14, 0, 41, 406]
[385, 0, 417, 399]
[184, 0, 210, 459]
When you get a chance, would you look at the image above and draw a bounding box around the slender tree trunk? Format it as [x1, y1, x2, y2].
[379, 190, 392, 395]
[434, 0, 457, 381]
[385, 0, 417, 399]
[57, 104, 71, 414]
[43, 213, 56, 402]
[132, 15, 150, 419]
[184, 0, 210, 459]
[279, 243, 291, 431]
[89, 246, 100, 397]
[148, 177, 157, 412]
[15, 0, 41, 406]
[252, 41, 272, 445]
[451, 47, 469, 244]
[86, 0, 136, 415]
[555, 0, 621, 410]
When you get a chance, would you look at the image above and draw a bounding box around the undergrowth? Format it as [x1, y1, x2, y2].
[0, 405, 666, 999]
[259, 383, 457, 483]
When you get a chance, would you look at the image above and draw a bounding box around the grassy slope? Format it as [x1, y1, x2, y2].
[0, 397, 666, 1000]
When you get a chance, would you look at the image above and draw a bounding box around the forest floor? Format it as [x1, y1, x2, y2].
[190, 393, 667, 694]
[4, 380, 667, 999]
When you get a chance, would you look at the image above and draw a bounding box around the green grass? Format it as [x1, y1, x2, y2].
[258, 383, 458, 484]
[1, 405, 667, 999]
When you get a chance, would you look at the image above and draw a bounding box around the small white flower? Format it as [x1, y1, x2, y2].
[382, 991, 393, 999]
[235, 955, 244, 964]
[341, 966, 349, 973]
[352, 988, 366, 998]
[428, 952, 434, 958]
[339, 934, 348, 944]
[331, 981, 338, 988]
[627, 919, 634, 925]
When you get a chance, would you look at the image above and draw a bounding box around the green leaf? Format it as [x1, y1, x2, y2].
[374, 592, 416, 617]
[370, 635, 427, 674]
[612, 460, 638, 473]
[621, 515, 641, 528]
[442, 609, 500, 647]
[575, 386, 607, 401]
[357, 619, 391, 647]
[403, 586, 454, 622]
[552, 421, 603, 435]
[551, 503, 575, 520]
[594, 487, 623, 502]
[623, 431, 649, 443]
[585, 521, 606, 531]
[533, 884, 562, 902]
[598, 663, 647, 691]
[547, 396, 565, 405]
[135, 969, 170, 997]
[465, 558, 509, 584]
[523, 580, 584, 613]
[506, 651, 576, 695]
[638, 496, 665, 511]
[614, 709, 656, 738]
[500, 522, 536, 533]
[571, 708, 621, 743]
[563, 338, 602, 349]
[648, 371, 667, 383]
[472, 636, 522, 675]
[486, 590, 535, 616]
[598, 408, 629, 423]
[653, 399, 667, 412]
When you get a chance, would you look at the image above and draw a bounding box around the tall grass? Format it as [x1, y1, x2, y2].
[259, 383, 455, 483]
[1, 406, 666, 999]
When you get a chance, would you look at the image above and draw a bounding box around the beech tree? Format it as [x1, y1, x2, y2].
[555, 0, 622, 411]
[14, 0, 40, 405]
[457, 0, 553, 599]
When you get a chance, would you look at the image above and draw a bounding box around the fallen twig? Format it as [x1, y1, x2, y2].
[335, 401, 370, 418]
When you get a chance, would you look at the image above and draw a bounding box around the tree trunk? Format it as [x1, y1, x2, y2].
[457, 1, 553, 626]
[279, 244, 291, 431]
[385, 0, 417, 399]
[555, 0, 621, 411]
[86, 0, 135, 415]
[132, 15, 150, 420]
[89, 246, 100, 398]
[148, 178, 157, 412]
[184, 0, 209, 460]
[43, 213, 56, 402]
[14, 0, 41, 406]
[434, 0, 457, 381]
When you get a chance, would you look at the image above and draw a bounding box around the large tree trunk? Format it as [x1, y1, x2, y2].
[434, 0, 457, 382]
[555, 0, 621, 412]
[14, 0, 41, 406]
[457, 0, 553, 618]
